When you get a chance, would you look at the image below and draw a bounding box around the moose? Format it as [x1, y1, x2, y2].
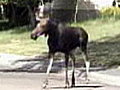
[31, 18, 90, 88]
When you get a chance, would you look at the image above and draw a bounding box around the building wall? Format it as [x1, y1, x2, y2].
[75, 0, 114, 21]
[90, 0, 113, 9]
[78, 0, 113, 10]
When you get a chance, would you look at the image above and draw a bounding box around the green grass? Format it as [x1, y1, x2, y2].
[0, 26, 48, 56]
[0, 17, 120, 67]
[72, 18, 120, 41]
[72, 18, 120, 67]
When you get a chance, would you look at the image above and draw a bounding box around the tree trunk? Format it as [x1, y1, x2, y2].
[26, 4, 36, 28]
[74, 0, 78, 23]
[52, 0, 77, 22]
[9, 3, 16, 26]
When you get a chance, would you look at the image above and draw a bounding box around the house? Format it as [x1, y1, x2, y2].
[78, 0, 114, 10]
[72, 0, 116, 21]
[76, 0, 115, 21]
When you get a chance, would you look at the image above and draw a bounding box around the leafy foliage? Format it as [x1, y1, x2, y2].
[0, 0, 39, 7]
[101, 7, 120, 19]
[9, 0, 39, 7]
[0, 0, 8, 3]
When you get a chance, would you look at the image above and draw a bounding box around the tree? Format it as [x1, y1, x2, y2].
[74, 0, 78, 23]
[0, 0, 78, 26]
[0, 0, 39, 27]
[52, 0, 77, 22]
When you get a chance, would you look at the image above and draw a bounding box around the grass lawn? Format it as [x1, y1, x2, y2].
[0, 18, 120, 67]
[72, 18, 120, 67]
[0, 26, 48, 55]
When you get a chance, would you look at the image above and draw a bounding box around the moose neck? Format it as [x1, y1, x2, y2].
[47, 20, 62, 39]
[48, 25, 60, 39]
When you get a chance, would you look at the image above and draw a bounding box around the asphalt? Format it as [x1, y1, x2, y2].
[0, 53, 120, 87]
[1, 72, 120, 90]
[89, 68, 120, 86]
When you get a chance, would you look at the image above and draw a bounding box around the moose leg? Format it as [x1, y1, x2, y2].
[70, 53, 76, 87]
[83, 53, 90, 82]
[65, 54, 69, 88]
[43, 53, 54, 88]
[81, 48, 90, 82]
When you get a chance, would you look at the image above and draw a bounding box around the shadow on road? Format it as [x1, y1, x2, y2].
[49, 84, 103, 89]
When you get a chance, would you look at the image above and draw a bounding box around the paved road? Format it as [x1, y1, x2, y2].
[0, 53, 120, 90]
[0, 72, 120, 90]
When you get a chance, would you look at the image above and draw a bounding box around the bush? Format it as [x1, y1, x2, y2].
[100, 7, 120, 19]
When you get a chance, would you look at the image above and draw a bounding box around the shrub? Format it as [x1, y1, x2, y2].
[100, 7, 120, 19]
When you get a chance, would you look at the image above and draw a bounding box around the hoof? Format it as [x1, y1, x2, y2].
[42, 83, 47, 89]
[85, 79, 90, 84]
[65, 82, 70, 88]
[64, 85, 69, 88]
[71, 84, 75, 88]
[42, 80, 48, 89]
